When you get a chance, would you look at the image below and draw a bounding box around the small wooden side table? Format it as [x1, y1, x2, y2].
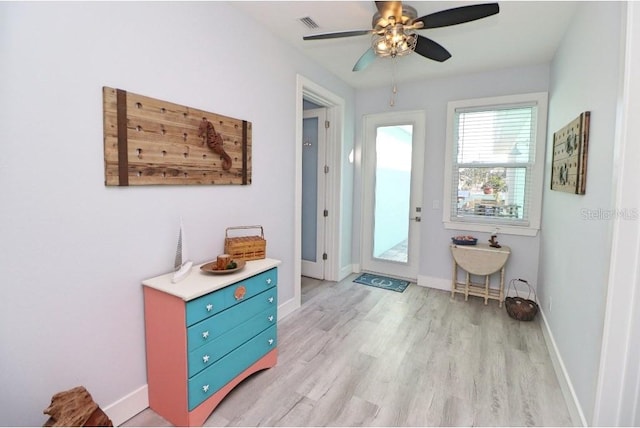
[450, 243, 511, 307]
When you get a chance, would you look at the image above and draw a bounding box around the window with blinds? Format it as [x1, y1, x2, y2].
[443, 93, 548, 235]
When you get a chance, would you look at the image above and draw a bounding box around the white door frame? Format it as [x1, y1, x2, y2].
[593, 3, 640, 425]
[301, 108, 327, 279]
[293, 75, 344, 311]
[360, 110, 425, 281]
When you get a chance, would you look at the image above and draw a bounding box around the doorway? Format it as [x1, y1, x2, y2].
[291, 74, 345, 315]
[360, 110, 425, 281]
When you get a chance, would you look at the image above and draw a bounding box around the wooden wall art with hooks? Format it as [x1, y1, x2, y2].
[102, 87, 252, 186]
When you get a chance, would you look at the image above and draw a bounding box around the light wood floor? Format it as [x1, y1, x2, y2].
[125, 275, 573, 427]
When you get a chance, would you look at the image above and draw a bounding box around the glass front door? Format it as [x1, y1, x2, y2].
[361, 111, 425, 280]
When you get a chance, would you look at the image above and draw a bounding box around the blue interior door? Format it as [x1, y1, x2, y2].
[302, 107, 326, 279]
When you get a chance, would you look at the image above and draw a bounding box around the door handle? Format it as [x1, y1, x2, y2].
[410, 216, 421, 222]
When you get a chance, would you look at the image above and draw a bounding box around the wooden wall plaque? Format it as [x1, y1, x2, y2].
[103, 87, 251, 186]
[551, 111, 590, 194]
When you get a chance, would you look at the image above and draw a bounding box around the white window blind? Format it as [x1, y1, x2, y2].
[450, 103, 537, 226]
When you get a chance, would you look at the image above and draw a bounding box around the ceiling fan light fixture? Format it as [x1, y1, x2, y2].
[372, 27, 416, 58]
[303, 2, 499, 71]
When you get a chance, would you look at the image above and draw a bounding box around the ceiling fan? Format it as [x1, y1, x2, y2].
[303, 1, 500, 72]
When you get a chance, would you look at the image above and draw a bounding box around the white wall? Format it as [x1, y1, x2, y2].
[354, 65, 549, 287]
[0, 2, 354, 425]
[538, 1, 623, 424]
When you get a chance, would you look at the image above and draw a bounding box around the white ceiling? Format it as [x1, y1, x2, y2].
[231, 1, 580, 89]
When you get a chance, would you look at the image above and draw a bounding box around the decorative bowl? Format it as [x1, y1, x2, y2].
[451, 236, 478, 245]
[200, 259, 246, 274]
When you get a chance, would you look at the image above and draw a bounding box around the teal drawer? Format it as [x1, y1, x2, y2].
[187, 306, 276, 377]
[185, 268, 277, 326]
[185, 289, 227, 326]
[224, 268, 277, 308]
[188, 325, 277, 410]
[187, 287, 277, 352]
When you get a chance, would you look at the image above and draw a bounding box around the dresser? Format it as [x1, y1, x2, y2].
[450, 244, 510, 306]
[142, 258, 281, 426]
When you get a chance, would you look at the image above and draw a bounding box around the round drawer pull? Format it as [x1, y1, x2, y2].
[266, 278, 272, 285]
[268, 338, 274, 346]
[202, 331, 209, 339]
[234, 285, 247, 300]
[268, 315, 274, 322]
[202, 384, 210, 393]
[202, 354, 210, 363]
[205, 303, 213, 312]
[268, 296, 274, 303]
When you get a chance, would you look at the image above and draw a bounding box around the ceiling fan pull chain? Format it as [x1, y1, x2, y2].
[390, 57, 398, 107]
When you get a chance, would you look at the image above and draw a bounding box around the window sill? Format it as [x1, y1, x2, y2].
[443, 220, 539, 237]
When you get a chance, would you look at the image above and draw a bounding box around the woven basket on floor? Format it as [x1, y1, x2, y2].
[505, 278, 539, 321]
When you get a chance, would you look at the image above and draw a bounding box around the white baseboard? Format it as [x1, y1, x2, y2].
[417, 275, 451, 291]
[338, 264, 355, 281]
[418, 275, 523, 296]
[103, 384, 149, 427]
[278, 296, 299, 320]
[539, 309, 587, 427]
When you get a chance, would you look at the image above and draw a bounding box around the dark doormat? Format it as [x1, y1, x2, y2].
[353, 273, 410, 293]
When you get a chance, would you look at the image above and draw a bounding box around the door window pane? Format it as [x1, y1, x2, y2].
[373, 125, 412, 263]
[302, 117, 318, 262]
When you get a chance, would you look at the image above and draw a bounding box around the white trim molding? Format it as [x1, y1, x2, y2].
[339, 263, 355, 281]
[539, 310, 588, 426]
[278, 296, 299, 321]
[416, 275, 451, 292]
[442, 92, 548, 237]
[296, 74, 346, 290]
[103, 385, 149, 427]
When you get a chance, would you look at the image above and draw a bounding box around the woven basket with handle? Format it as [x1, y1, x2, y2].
[505, 278, 539, 321]
[224, 225, 266, 261]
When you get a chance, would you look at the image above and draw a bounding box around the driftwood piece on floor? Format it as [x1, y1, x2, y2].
[43, 386, 113, 427]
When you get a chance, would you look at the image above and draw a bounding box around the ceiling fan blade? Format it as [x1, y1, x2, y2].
[375, 1, 403, 21]
[415, 3, 499, 29]
[353, 48, 376, 72]
[303, 30, 371, 40]
[414, 35, 451, 62]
